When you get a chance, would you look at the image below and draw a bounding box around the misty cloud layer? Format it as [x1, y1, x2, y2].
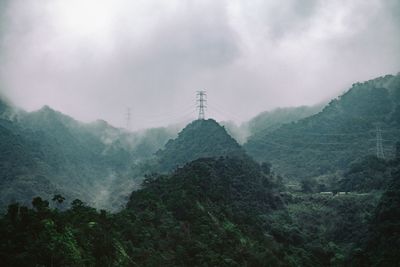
[0, 0, 399, 129]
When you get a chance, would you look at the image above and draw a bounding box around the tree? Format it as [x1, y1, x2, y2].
[52, 194, 65, 204]
[71, 199, 85, 211]
[301, 177, 317, 193]
[261, 162, 272, 175]
[32, 196, 49, 212]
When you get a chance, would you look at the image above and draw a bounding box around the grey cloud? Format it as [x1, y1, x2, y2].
[0, 0, 399, 130]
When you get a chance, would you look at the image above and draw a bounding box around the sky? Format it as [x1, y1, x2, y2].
[0, 0, 399, 130]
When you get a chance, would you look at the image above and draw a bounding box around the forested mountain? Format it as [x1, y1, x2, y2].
[155, 119, 247, 172]
[2, 155, 396, 266]
[1, 74, 400, 266]
[0, 157, 285, 266]
[337, 154, 398, 192]
[245, 104, 324, 137]
[0, 102, 179, 211]
[0, 98, 8, 115]
[221, 105, 323, 145]
[361, 160, 400, 266]
[244, 74, 400, 180]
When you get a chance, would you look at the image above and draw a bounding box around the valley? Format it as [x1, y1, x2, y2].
[1, 74, 399, 265]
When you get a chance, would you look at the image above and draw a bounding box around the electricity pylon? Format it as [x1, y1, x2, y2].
[196, 91, 207, 120]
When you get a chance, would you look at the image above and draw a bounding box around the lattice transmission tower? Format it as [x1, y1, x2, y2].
[126, 108, 131, 130]
[196, 90, 207, 120]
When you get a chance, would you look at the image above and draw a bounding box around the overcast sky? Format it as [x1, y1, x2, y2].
[0, 0, 399, 130]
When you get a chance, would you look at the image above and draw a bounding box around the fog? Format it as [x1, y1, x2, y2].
[0, 0, 399, 130]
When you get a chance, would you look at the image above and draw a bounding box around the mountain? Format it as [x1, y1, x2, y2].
[337, 155, 394, 192]
[245, 104, 324, 137]
[361, 163, 400, 266]
[0, 104, 133, 210]
[0, 115, 60, 208]
[1, 155, 385, 266]
[0, 102, 180, 211]
[0, 98, 8, 115]
[220, 105, 323, 145]
[345, 152, 400, 266]
[155, 119, 247, 172]
[244, 74, 400, 180]
[124, 157, 284, 266]
[0, 156, 288, 266]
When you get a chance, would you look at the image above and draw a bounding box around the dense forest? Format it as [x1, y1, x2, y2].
[244, 74, 400, 181]
[1, 74, 400, 266]
[155, 119, 247, 172]
[0, 100, 179, 210]
[1, 154, 399, 266]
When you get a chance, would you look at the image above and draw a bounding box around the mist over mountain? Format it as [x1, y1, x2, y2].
[2, 73, 400, 265]
[244, 74, 400, 180]
[222, 104, 324, 144]
[155, 119, 247, 172]
[245, 104, 324, 137]
[1, 0, 400, 264]
[0, 101, 180, 211]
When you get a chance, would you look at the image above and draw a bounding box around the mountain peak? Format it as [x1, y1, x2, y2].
[0, 96, 14, 116]
[0, 98, 9, 115]
[156, 118, 246, 171]
[245, 74, 400, 179]
[31, 105, 75, 125]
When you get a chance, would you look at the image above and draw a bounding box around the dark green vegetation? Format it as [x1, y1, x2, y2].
[358, 153, 400, 267]
[0, 157, 282, 266]
[245, 104, 324, 137]
[155, 119, 247, 172]
[338, 155, 395, 192]
[0, 101, 179, 210]
[1, 74, 400, 266]
[244, 74, 400, 180]
[1, 156, 399, 266]
[222, 104, 323, 144]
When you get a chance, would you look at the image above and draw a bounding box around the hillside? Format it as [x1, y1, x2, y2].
[0, 157, 286, 266]
[246, 104, 324, 137]
[0, 103, 179, 210]
[1, 155, 390, 266]
[361, 162, 400, 266]
[244, 74, 400, 180]
[155, 119, 247, 172]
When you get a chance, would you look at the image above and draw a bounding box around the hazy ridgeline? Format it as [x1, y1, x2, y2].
[0, 73, 400, 266]
[1, 0, 400, 265]
[0, 101, 182, 211]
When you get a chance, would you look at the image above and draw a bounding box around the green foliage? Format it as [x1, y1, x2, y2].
[0, 157, 285, 266]
[1, 75, 400, 266]
[358, 163, 400, 266]
[0, 197, 127, 267]
[265, 192, 381, 266]
[0, 156, 399, 266]
[244, 74, 400, 180]
[246, 104, 324, 137]
[0, 102, 178, 211]
[123, 157, 285, 266]
[156, 119, 248, 172]
[300, 177, 318, 193]
[338, 156, 393, 192]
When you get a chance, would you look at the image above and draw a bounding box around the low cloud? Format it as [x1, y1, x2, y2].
[0, 0, 399, 129]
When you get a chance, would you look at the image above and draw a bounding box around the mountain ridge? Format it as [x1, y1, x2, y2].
[155, 119, 247, 172]
[244, 74, 400, 180]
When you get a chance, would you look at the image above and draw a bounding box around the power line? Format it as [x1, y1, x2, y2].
[376, 125, 385, 159]
[131, 103, 196, 118]
[132, 105, 196, 123]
